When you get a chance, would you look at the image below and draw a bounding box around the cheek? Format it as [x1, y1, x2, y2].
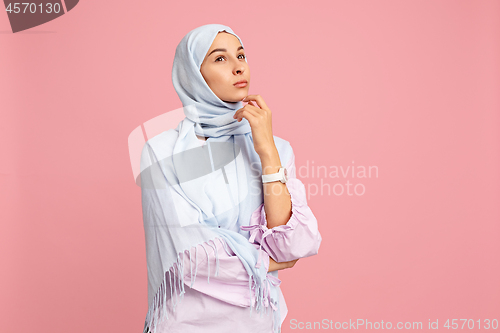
[214, 73, 226, 86]
[205, 70, 222, 86]
[212, 73, 232, 91]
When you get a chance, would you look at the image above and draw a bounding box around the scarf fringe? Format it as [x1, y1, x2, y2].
[143, 238, 280, 333]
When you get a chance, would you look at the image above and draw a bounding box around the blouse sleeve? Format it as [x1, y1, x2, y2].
[240, 146, 322, 263]
[174, 237, 276, 308]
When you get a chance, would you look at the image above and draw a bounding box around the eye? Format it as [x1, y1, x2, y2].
[214, 54, 246, 62]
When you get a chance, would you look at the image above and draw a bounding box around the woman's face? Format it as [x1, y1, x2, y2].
[200, 31, 250, 103]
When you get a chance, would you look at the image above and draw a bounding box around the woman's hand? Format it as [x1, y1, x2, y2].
[268, 257, 299, 272]
[233, 95, 276, 157]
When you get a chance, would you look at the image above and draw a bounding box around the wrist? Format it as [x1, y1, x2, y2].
[259, 147, 281, 175]
[258, 145, 278, 160]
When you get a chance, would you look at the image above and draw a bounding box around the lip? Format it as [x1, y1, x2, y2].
[233, 80, 248, 88]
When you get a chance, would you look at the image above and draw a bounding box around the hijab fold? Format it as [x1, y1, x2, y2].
[140, 24, 283, 333]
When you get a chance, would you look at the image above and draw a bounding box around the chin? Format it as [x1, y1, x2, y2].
[223, 99, 241, 103]
[222, 91, 248, 103]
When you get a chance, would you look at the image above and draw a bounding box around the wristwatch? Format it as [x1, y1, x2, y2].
[262, 167, 288, 184]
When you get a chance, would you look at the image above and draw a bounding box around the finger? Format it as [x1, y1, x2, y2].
[244, 103, 264, 114]
[234, 104, 263, 119]
[232, 106, 245, 120]
[243, 95, 265, 109]
[234, 105, 260, 121]
[235, 108, 259, 123]
[242, 94, 269, 111]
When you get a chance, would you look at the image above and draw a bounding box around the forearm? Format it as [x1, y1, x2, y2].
[259, 145, 292, 229]
[268, 257, 298, 272]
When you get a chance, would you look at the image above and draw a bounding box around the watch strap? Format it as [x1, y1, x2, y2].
[262, 167, 287, 184]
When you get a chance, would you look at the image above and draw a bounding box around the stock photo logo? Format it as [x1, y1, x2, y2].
[3, 0, 78, 33]
[129, 106, 252, 228]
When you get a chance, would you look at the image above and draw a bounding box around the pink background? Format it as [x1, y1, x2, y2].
[1, 1, 499, 332]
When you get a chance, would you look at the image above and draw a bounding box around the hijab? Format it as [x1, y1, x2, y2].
[140, 24, 288, 333]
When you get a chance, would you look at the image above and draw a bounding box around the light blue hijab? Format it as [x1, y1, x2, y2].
[140, 24, 290, 333]
[172, 24, 252, 138]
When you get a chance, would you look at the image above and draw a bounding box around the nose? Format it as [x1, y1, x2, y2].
[234, 67, 244, 75]
[233, 63, 245, 75]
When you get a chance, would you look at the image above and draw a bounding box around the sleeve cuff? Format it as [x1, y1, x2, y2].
[242, 178, 322, 262]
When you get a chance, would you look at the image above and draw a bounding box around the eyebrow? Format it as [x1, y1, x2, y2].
[207, 46, 244, 58]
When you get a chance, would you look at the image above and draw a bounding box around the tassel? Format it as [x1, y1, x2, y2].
[189, 247, 193, 287]
[152, 285, 158, 331]
[214, 239, 219, 277]
[193, 246, 198, 286]
[209, 239, 219, 277]
[168, 270, 173, 308]
[180, 252, 185, 297]
[248, 274, 254, 317]
[221, 237, 232, 256]
[159, 272, 168, 327]
[162, 270, 168, 321]
[178, 257, 183, 298]
[172, 260, 178, 310]
[200, 243, 210, 283]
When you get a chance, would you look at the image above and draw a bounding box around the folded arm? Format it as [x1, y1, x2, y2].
[241, 145, 323, 263]
[174, 237, 293, 307]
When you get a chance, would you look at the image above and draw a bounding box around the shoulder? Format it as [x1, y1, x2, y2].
[140, 129, 179, 172]
[147, 129, 178, 152]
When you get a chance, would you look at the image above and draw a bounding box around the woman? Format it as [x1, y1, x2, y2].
[140, 24, 322, 333]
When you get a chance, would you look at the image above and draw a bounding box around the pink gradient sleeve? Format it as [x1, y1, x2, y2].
[242, 147, 323, 263]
